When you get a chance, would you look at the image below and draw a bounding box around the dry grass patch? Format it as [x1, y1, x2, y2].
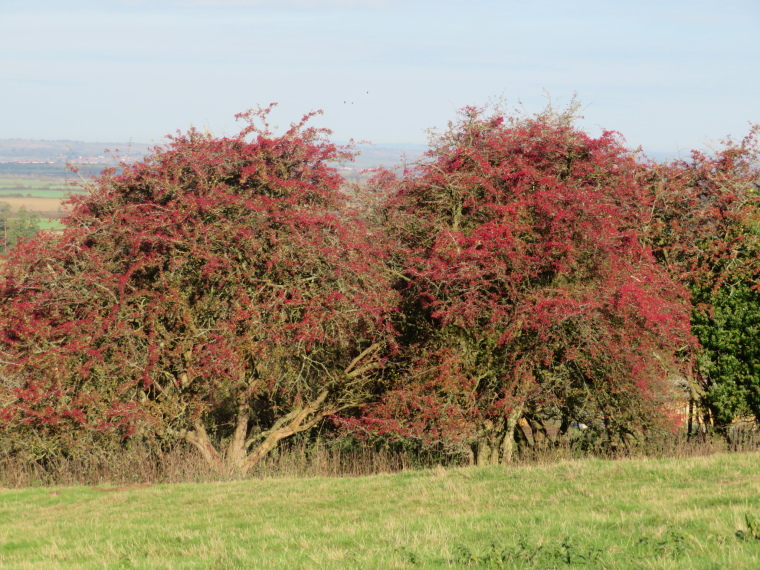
[0, 196, 64, 214]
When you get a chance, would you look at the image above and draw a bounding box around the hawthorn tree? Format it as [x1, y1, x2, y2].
[646, 126, 760, 430]
[0, 106, 398, 473]
[357, 104, 694, 464]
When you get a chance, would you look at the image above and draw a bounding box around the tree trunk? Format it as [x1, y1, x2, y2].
[226, 403, 251, 473]
[528, 417, 548, 449]
[514, 418, 531, 452]
[242, 389, 332, 473]
[500, 406, 523, 464]
[185, 390, 334, 475]
[474, 437, 497, 466]
[473, 420, 501, 466]
[184, 421, 222, 469]
[473, 407, 525, 466]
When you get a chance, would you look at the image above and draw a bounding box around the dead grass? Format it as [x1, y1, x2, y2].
[0, 439, 461, 489]
[1, 429, 758, 491]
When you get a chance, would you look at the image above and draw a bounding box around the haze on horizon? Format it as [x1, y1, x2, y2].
[1, 0, 758, 158]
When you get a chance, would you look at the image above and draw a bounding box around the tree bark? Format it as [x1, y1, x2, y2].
[528, 417, 548, 449]
[226, 402, 251, 473]
[500, 406, 523, 464]
[184, 420, 222, 469]
[474, 437, 496, 466]
[242, 389, 332, 473]
[473, 421, 498, 466]
[513, 418, 531, 452]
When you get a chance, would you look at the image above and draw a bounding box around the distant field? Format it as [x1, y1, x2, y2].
[0, 178, 85, 196]
[0, 197, 66, 214]
[1, 453, 759, 568]
[0, 179, 71, 191]
[0, 189, 82, 200]
[0, 175, 76, 221]
[0, 176, 84, 215]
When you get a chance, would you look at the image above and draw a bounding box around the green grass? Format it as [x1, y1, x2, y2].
[0, 189, 83, 199]
[0, 178, 86, 198]
[35, 218, 64, 231]
[1, 453, 759, 568]
[0, 178, 70, 190]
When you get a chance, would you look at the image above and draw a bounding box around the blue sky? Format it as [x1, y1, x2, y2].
[1, 0, 758, 156]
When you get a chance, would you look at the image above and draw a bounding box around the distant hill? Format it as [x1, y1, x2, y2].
[1, 138, 684, 165]
[0, 139, 427, 180]
[0, 162, 105, 179]
[0, 139, 153, 165]
[348, 143, 426, 171]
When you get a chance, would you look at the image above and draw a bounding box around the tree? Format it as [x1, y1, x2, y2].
[646, 125, 760, 430]
[0, 202, 8, 252]
[0, 203, 40, 253]
[9, 208, 41, 250]
[355, 104, 694, 464]
[0, 106, 398, 473]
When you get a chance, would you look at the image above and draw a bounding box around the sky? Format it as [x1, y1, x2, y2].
[1, 0, 759, 157]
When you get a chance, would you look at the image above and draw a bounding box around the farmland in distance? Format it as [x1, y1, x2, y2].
[0, 140, 425, 234]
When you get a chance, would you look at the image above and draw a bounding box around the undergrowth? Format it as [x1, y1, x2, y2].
[0, 428, 758, 488]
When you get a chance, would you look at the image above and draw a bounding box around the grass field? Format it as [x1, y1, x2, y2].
[0, 176, 79, 217]
[0, 179, 71, 191]
[0, 177, 86, 213]
[1, 452, 759, 568]
[0, 197, 66, 214]
[0, 189, 83, 200]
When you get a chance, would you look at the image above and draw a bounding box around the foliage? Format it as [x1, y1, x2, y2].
[451, 536, 603, 566]
[0, 204, 41, 252]
[737, 512, 760, 541]
[357, 103, 694, 464]
[647, 125, 760, 427]
[2, 100, 758, 471]
[0, 106, 398, 472]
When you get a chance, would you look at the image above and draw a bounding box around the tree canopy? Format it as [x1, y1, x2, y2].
[353, 105, 694, 464]
[0, 107, 398, 472]
[646, 125, 760, 429]
[1, 103, 757, 473]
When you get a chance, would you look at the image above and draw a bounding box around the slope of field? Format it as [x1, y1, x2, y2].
[1, 453, 759, 568]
